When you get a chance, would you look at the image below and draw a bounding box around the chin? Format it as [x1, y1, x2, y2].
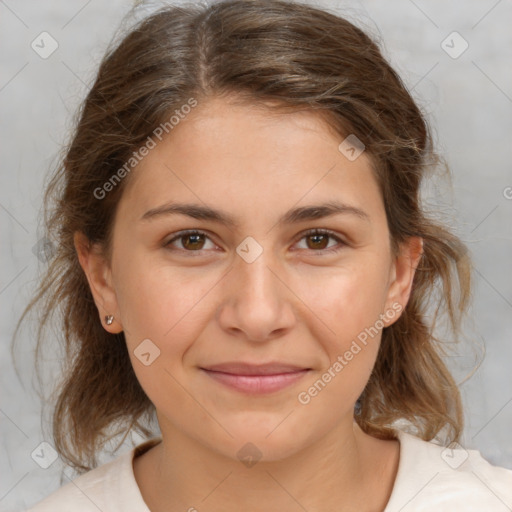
[205, 415, 311, 464]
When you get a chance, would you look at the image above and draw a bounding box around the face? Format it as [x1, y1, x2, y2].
[77, 96, 420, 462]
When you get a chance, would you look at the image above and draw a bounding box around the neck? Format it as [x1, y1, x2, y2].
[134, 419, 399, 512]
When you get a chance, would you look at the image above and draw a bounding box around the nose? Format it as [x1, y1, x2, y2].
[216, 247, 296, 342]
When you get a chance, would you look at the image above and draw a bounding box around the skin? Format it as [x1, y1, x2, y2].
[75, 95, 422, 511]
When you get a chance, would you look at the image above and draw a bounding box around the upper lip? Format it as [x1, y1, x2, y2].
[200, 362, 311, 375]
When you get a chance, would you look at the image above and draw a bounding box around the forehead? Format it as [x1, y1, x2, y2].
[116, 97, 383, 224]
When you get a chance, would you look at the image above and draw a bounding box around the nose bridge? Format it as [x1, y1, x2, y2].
[218, 236, 295, 340]
[237, 249, 277, 299]
[233, 232, 273, 281]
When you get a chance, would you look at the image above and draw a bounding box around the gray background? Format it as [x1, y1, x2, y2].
[1, 0, 511, 510]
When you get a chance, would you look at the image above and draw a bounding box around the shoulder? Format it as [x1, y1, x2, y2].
[26, 439, 160, 512]
[385, 430, 512, 512]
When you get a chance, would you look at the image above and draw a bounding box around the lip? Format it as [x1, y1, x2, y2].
[201, 362, 311, 375]
[199, 362, 312, 394]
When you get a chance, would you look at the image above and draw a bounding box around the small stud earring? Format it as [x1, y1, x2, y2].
[105, 315, 114, 326]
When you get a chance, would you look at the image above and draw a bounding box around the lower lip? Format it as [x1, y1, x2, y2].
[201, 369, 310, 394]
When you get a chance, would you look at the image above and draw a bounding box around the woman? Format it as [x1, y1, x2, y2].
[20, 0, 512, 510]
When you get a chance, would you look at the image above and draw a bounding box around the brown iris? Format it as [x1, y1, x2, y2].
[181, 233, 206, 250]
[306, 233, 329, 250]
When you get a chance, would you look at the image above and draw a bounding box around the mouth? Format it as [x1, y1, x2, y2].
[199, 362, 312, 394]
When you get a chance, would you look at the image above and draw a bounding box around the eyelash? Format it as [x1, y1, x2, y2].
[164, 228, 346, 255]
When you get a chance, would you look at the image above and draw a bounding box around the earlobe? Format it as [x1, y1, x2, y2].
[73, 231, 123, 333]
[383, 237, 423, 326]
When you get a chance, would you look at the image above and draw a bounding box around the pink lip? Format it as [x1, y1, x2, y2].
[200, 362, 311, 394]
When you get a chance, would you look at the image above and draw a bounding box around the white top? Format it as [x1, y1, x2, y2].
[27, 430, 512, 511]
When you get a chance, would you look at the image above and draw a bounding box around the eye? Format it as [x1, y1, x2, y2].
[164, 228, 346, 255]
[164, 230, 217, 253]
[294, 229, 346, 254]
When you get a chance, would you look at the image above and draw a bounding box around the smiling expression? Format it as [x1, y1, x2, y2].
[82, 95, 418, 461]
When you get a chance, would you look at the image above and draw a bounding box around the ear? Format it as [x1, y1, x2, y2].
[383, 236, 423, 326]
[74, 231, 123, 333]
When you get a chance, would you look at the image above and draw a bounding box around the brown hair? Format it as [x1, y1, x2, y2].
[14, 0, 471, 472]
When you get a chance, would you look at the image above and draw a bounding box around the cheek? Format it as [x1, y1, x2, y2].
[114, 246, 220, 339]
[290, 256, 390, 403]
[116, 263, 224, 415]
[294, 253, 391, 342]
[112, 255, 231, 408]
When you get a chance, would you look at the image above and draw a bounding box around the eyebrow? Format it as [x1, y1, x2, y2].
[139, 200, 370, 227]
